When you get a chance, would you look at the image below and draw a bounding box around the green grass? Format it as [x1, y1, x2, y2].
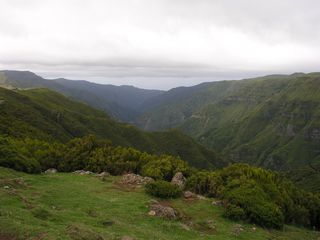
[0, 167, 318, 240]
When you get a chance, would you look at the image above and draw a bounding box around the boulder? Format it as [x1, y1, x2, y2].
[197, 194, 206, 200]
[183, 191, 196, 199]
[97, 171, 110, 177]
[149, 202, 177, 220]
[171, 172, 186, 189]
[121, 173, 154, 185]
[45, 168, 57, 174]
[73, 170, 93, 175]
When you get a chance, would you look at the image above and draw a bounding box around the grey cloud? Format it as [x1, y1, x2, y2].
[0, 0, 319, 89]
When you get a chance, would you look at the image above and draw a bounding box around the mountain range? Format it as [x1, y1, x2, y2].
[0, 86, 223, 169]
[1, 70, 320, 191]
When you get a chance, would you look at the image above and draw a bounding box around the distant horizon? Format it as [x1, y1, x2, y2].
[1, 69, 317, 91]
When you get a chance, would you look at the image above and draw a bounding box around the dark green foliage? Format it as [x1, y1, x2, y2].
[185, 171, 222, 197]
[0, 137, 41, 173]
[136, 73, 320, 191]
[145, 180, 182, 199]
[0, 86, 223, 169]
[224, 204, 245, 221]
[186, 164, 320, 229]
[140, 155, 190, 180]
[223, 179, 284, 229]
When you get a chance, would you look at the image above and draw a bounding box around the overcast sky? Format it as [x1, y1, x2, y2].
[0, 0, 320, 89]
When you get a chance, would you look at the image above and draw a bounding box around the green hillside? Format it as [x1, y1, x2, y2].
[0, 87, 223, 169]
[137, 73, 320, 174]
[0, 70, 164, 122]
[1, 167, 319, 240]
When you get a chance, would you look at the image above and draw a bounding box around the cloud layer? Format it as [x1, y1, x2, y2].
[0, 0, 319, 89]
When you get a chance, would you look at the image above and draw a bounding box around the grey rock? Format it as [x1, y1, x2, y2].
[121, 173, 154, 185]
[171, 172, 186, 189]
[45, 168, 57, 174]
[149, 202, 177, 220]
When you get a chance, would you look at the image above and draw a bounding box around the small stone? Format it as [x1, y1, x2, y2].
[73, 170, 93, 175]
[197, 195, 206, 200]
[232, 224, 244, 236]
[97, 171, 110, 177]
[148, 210, 156, 216]
[45, 168, 57, 174]
[183, 191, 196, 199]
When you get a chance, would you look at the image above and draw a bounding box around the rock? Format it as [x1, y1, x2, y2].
[232, 224, 244, 236]
[3, 185, 10, 189]
[149, 202, 177, 220]
[211, 200, 223, 206]
[73, 170, 93, 175]
[252, 227, 256, 231]
[171, 172, 186, 189]
[97, 171, 110, 177]
[121, 173, 154, 185]
[197, 195, 206, 200]
[148, 210, 156, 216]
[183, 191, 196, 199]
[45, 168, 57, 174]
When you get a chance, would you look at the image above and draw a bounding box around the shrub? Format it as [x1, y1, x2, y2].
[141, 155, 190, 180]
[0, 137, 41, 173]
[185, 171, 222, 197]
[223, 179, 284, 229]
[145, 180, 182, 199]
[225, 204, 245, 221]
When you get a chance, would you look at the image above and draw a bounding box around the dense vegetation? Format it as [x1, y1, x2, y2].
[145, 180, 182, 198]
[0, 86, 223, 169]
[1, 134, 319, 230]
[0, 75, 320, 232]
[186, 164, 320, 229]
[136, 73, 320, 191]
[2, 70, 320, 192]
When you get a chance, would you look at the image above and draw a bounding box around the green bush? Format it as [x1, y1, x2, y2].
[141, 155, 189, 180]
[186, 171, 222, 197]
[225, 204, 245, 221]
[145, 180, 182, 199]
[0, 137, 41, 173]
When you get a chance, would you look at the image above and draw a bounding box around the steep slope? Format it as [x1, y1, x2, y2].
[0, 70, 163, 121]
[137, 73, 320, 172]
[0, 87, 224, 169]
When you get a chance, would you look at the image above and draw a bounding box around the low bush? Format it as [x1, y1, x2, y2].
[145, 180, 182, 199]
[225, 204, 245, 221]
